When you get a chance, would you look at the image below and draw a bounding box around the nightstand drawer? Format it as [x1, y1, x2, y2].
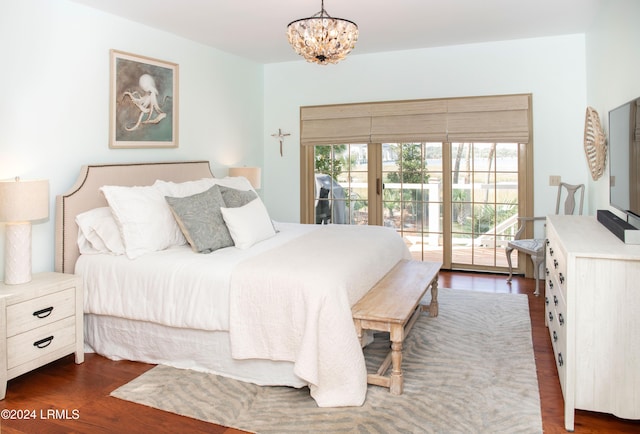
[6, 288, 75, 337]
[6, 316, 76, 369]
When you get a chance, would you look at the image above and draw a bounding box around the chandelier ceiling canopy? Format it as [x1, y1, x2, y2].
[286, 0, 359, 65]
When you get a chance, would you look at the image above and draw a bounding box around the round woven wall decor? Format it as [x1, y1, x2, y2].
[583, 106, 607, 181]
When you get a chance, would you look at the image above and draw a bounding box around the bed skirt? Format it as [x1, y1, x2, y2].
[84, 314, 306, 388]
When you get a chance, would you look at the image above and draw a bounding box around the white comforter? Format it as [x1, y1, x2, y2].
[230, 224, 412, 407]
[77, 222, 314, 331]
[76, 222, 411, 407]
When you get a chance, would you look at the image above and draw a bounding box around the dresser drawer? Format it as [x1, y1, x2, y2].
[546, 277, 567, 337]
[6, 288, 75, 337]
[546, 234, 567, 300]
[551, 333, 567, 395]
[546, 293, 567, 393]
[6, 316, 76, 369]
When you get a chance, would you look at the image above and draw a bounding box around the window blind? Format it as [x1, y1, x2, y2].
[300, 94, 531, 145]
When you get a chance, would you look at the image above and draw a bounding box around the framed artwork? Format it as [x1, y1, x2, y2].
[109, 50, 179, 148]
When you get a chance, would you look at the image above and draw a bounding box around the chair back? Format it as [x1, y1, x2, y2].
[555, 182, 585, 215]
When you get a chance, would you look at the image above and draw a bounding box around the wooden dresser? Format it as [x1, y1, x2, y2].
[0, 272, 83, 399]
[545, 215, 640, 431]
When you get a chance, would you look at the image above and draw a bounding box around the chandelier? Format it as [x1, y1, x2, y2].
[286, 0, 359, 65]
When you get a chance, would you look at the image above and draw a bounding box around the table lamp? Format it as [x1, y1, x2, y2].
[228, 167, 261, 190]
[0, 178, 49, 284]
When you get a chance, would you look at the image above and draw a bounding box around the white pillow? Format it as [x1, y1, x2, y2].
[153, 178, 216, 197]
[101, 185, 186, 259]
[214, 176, 255, 192]
[75, 207, 125, 255]
[77, 231, 103, 255]
[153, 177, 254, 197]
[220, 198, 276, 249]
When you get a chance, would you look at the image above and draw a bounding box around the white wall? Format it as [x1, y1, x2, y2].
[584, 0, 640, 216]
[263, 35, 590, 222]
[0, 0, 264, 279]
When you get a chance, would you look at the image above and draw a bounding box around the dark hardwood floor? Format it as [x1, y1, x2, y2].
[1, 271, 639, 433]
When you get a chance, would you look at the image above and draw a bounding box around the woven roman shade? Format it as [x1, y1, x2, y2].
[300, 94, 531, 145]
[370, 99, 448, 143]
[300, 103, 373, 145]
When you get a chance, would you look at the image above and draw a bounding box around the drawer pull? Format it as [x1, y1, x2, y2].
[546, 267, 549, 276]
[548, 280, 553, 290]
[548, 312, 554, 323]
[33, 336, 54, 349]
[545, 297, 549, 306]
[558, 352, 564, 367]
[33, 306, 54, 319]
[553, 330, 558, 342]
[553, 259, 559, 269]
[559, 273, 565, 284]
[558, 313, 565, 326]
[549, 247, 554, 256]
[554, 295, 558, 306]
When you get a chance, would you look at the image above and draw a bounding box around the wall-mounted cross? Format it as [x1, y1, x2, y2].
[271, 128, 291, 157]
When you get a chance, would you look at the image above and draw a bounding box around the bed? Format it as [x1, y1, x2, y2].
[55, 161, 414, 407]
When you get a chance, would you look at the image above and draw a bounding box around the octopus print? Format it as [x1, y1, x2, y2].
[121, 73, 167, 131]
[112, 52, 176, 146]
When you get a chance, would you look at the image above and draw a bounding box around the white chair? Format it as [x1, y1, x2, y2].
[506, 182, 584, 295]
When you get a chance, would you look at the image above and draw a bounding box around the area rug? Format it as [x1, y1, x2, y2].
[111, 288, 542, 433]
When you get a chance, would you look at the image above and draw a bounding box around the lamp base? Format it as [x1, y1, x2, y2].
[4, 222, 32, 285]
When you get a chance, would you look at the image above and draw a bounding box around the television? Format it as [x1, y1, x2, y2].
[608, 96, 640, 229]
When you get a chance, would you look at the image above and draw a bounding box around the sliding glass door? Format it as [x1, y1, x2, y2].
[306, 141, 523, 273]
[449, 142, 519, 270]
[381, 143, 443, 263]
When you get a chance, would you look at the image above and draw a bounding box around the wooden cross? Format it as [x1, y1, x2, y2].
[271, 128, 290, 157]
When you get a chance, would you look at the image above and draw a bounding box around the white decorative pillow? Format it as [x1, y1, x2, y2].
[101, 185, 186, 259]
[220, 198, 276, 249]
[75, 207, 125, 255]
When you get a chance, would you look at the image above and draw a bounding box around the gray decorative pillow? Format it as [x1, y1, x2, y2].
[217, 185, 258, 208]
[165, 185, 234, 253]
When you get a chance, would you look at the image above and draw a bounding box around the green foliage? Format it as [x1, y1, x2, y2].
[474, 204, 497, 234]
[386, 144, 430, 210]
[454, 200, 518, 235]
[386, 144, 429, 184]
[315, 145, 346, 178]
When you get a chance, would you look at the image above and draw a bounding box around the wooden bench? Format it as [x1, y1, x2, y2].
[352, 259, 442, 395]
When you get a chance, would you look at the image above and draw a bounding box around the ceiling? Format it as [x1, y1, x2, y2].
[71, 0, 603, 64]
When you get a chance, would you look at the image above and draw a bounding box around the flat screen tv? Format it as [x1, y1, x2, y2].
[608, 96, 640, 228]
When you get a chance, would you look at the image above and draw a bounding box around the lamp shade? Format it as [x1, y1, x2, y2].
[0, 178, 49, 222]
[228, 167, 261, 190]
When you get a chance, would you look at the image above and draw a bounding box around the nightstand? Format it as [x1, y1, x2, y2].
[0, 272, 83, 399]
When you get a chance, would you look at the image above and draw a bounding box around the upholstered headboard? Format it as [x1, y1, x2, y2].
[55, 161, 214, 274]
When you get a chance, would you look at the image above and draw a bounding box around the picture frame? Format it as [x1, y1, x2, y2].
[109, 50, 179, 148]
